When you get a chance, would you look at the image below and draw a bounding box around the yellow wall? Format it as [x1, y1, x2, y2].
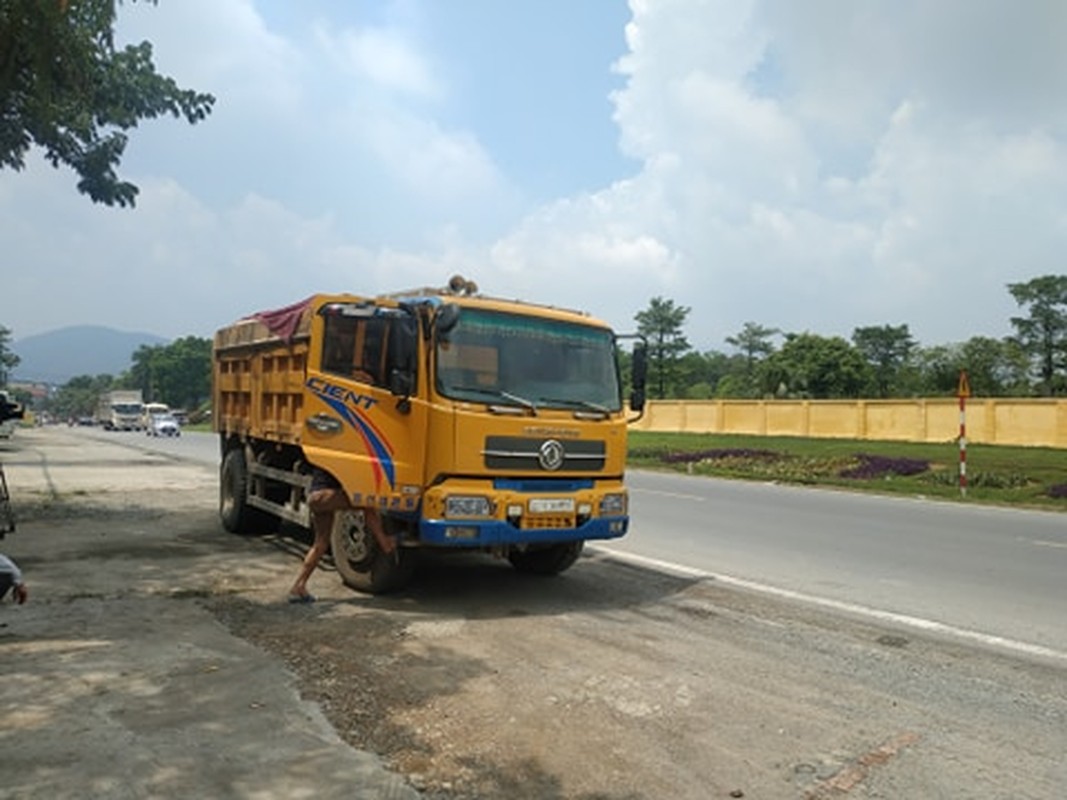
[630, 398, 1067, 448]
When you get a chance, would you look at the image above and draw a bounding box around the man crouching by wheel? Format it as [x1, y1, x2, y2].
[287, 468, 395, 603]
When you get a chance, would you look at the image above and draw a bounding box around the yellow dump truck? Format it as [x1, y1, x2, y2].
[213, 277, 647, 593]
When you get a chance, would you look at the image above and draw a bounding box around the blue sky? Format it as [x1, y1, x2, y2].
[4, 0, 1067, 355]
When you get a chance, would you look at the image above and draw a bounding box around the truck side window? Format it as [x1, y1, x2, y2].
[321, 316, 358, 376]
[360, 318, 387, 385]
[321, 313, 389, 387]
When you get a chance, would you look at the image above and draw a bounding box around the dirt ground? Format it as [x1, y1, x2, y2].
[2, 427, 1065, 799]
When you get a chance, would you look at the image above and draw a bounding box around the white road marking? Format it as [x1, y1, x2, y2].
[589, 545, 1067, 664]
[1031, 539, 1067, 550]
[630, 488, 705, 502]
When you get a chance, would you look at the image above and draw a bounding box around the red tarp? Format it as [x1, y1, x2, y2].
[250, 297, 312, 342]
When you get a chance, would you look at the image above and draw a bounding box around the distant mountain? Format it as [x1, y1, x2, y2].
[11, 326, 168, 385]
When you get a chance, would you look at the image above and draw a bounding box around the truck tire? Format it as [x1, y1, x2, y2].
[330, 509, 414, 594]
[507, 541, 584, 575]
[219, 449, 251, 533]
[219, 449, 277, 534]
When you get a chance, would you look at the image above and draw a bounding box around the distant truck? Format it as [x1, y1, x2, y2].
[95, 390, 144, 431]
[213, 277, 647, 593]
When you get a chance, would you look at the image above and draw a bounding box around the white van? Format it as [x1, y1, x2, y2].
[141, 402, 171, 430]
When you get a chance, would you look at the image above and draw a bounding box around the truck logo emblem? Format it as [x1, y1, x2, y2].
[539, 440, 565, 471]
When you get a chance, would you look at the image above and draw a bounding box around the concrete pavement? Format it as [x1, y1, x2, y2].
[0, 427, 420, 800]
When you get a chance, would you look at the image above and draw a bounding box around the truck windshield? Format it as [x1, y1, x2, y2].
[436, 309, 621, 411]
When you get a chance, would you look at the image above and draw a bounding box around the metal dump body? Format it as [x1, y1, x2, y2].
[213, 301, 314, 445]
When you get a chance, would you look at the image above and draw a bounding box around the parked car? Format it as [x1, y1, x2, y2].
[146, 413, 181, 437]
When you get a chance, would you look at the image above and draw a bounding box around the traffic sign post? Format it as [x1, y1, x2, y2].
[958, 370, 971, 497]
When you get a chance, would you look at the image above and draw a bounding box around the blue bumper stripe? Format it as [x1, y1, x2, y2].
[418, 516, 628, 547]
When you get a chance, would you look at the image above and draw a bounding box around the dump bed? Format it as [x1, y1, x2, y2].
[213, 301, 313, 444]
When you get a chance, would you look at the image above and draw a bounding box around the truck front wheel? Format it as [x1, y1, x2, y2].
[331, 509, 414, 594]
[507, 541, 584, 575]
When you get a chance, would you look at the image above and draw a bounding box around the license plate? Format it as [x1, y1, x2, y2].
[528, 498, 575, 513]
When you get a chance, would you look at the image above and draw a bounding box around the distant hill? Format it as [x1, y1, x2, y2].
[11, 326, 168, 385]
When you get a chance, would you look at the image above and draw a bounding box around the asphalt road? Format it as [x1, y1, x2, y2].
[83, 425, 1067, 662]
[615, 470, 1067, 660]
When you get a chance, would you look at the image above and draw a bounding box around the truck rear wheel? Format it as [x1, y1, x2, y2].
[507, 541, 584, 575]
[330, 509, 414, 594]
[219, 449, 277, 534]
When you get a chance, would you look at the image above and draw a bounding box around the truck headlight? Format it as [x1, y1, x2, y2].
[445, 495, 492, 518]
[599, 493, 627, 515]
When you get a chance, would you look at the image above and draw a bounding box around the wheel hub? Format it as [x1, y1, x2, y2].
[336, 510, 372, 565]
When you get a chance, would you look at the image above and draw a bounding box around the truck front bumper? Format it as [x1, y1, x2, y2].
[416, 477, 630, 547]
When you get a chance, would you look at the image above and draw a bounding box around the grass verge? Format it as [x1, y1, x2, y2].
[628, 431, 1067, 511]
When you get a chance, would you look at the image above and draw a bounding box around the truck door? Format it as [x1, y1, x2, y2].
[302, 300, 428, 515]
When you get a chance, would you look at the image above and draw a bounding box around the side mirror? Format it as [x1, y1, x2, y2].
[388, 316, 419, 410]
[389, 370, 414, 397]
[632, 343, 647, 387]
[629, 343, 647, 412]
[630, 386, 646, 413]
[390, 371, 414, 414]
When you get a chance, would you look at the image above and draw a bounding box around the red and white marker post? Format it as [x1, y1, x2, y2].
[958, 370, 971, 497]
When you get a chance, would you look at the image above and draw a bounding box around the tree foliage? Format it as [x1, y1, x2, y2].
[0, 324, 20, 385]
[127, 336, 211, 410]
[51, 373, 113, 419]
[726, 322, 779, 365]
[759, 333, 872, 399]
[1007, 275, 1067, 395]
[851, 324, 916, 398]
[634, 297, 691, 399]
[46, 336, 210, 418]
[725, 321, 779, 397]
[912, 337, 1028, 398]
[616, 278, 1067, 400]
[0, 0, 215, 206]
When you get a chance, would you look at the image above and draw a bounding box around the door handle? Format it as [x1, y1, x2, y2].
[306, 413, 343, 434]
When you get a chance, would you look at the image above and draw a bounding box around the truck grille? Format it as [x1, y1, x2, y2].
[483, 436, 605, 472]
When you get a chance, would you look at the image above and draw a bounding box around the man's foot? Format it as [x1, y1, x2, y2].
[287, 592, 316, 604]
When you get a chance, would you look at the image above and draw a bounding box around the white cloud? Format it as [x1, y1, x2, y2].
[315, 24, 443, 100]
[117, 0, 304, 113]
[358, 111, 504, 204]
[6, 0, 1067, 360]
[499, 0, 1067, 346]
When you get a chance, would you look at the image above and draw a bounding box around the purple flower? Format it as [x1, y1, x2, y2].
[839, 454, 929, 480]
